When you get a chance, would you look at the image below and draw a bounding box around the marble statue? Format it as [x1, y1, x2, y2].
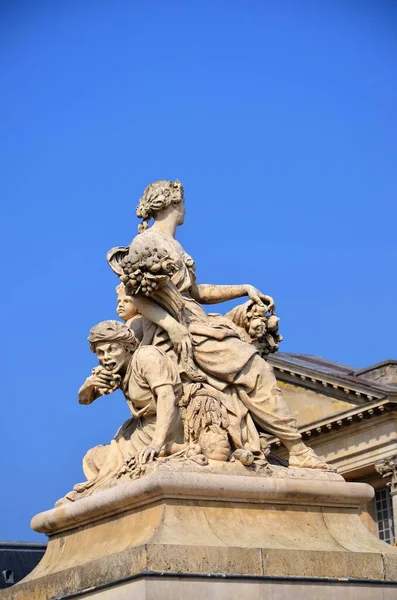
[58, 179, 334, 504]
[12, 179, 397, 600]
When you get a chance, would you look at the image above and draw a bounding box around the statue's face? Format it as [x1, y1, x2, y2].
[95, 342, 131, 373]
[117, 296, 138, 321]
[248, 317, 266, 339]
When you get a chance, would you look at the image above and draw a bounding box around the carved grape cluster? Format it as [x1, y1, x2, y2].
[258, 314, 283, 357]
[119, 246, 177, 297]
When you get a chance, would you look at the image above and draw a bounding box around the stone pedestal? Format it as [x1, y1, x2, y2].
[4, 465, 397, 599]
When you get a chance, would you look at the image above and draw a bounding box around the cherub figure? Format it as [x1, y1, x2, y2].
[116, 283, 143, 342]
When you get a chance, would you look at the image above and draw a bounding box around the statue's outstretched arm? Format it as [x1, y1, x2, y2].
[78, 377, 101, 405]
[132, 294, 181, 333]
[194, 283, 271, 308]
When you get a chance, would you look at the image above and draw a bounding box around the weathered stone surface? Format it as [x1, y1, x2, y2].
[4, 470, 397, 599]
[261, 548, 385, 579]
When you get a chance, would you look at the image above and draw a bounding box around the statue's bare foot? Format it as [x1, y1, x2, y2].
[162, 441, 187, 456]
[289, 447, 336, 472]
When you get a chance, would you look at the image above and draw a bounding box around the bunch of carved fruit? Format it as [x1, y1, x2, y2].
[119, 246, 176, 296]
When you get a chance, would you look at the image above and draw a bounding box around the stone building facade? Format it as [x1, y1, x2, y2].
[269, 354, 397, 544]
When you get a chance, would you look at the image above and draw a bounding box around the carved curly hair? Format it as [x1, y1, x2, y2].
[136, 179, 184, 233]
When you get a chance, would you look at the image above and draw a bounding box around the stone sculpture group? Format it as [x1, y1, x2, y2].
[60, 179, 334, 504]
[9, 179, 397, 600]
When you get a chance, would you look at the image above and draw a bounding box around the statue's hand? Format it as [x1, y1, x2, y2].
[244, 285, 275, 313]
[90, 367, 121, 396]
[140, 443, 161, 464]
[168, 322, 193, 364]
[167, 322, 206, 382]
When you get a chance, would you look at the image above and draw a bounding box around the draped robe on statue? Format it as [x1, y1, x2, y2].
[108, 230, 302, 453]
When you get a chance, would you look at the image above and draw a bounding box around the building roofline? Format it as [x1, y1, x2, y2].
[268, 397, 397, 447]
[352, 360, 397, 377]
[0, 541, 47, 550]
[269, 354, 397, 402]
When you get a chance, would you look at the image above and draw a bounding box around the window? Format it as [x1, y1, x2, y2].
[2, 570, 14, 585]
[375, 487, 395, 544]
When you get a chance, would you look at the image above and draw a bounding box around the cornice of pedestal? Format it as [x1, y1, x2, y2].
[31, 468, 371, 536]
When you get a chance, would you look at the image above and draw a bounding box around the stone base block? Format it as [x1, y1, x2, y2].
[58, 574, 397, 600]
[4, 467, 397, 599]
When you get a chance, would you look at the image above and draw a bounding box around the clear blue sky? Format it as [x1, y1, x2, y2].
[1, 0, 396, 541]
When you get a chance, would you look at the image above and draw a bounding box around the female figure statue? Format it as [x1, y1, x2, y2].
[107, 180, 332, 470]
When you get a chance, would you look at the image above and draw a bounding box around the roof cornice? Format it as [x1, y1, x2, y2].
[268, 398, 397, 447]
[269, 355, 397, 404]
[352, 360, 397, 377]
